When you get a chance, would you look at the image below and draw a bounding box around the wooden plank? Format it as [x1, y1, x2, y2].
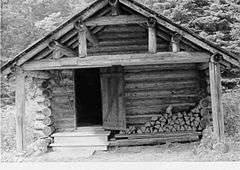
[209, 54, 224, 140]
[119, 0, 240, 67]
[109, 134, 199, 146]
[78, 29, 87, 57]
[100, 66, 126, 130]
[48, 40, 78, 58]
[171, 34, 180, 52]
[148, 18, 157, 53]
[15, 70, 26, 152]
[85, 15, 148, 26]
[115, 132, 202, 139]
[22, 52, 210, 71]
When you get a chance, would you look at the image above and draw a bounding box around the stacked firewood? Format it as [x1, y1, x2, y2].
[32, 71, 55, 149]
[120, 96, 212, 135]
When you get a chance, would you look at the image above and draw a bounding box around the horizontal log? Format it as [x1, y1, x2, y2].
[34, 121, 47, 130]
[125, 80, 198, 92]
[125, 88, 199, 99]
[85, 15, 148, 26]
[43, 116, 55, 126]
[99, 39, 148, 46]
[102, 25, 145, 32]
[126, 103, 196, 115]
[125, 93, 199, 101]
[43, 126, 55, 136]
[97, 32, 147, 40]
[87, 44, 168, 53]
[126, 97, 199, 107]
[115, 131, 202, 139]
[27, 71, 51, 79]
[124, 70, 198, 82]
[124, 63, 197, 72]
[109, 135, 199, 146]
[23, 52, 210, 70]
[35, 113, 46, 121]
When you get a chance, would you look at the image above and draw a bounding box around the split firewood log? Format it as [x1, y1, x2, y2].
[155, 120, 160, 125]
[145, 122, 151, 128]
[150, 121, 155, 126]
[159, 127, 164, 132]
[151, 116, 158, 122]
[166, 105, 173, 114]
[141, 127, 146, 133]
[177, 112, 183, 118]
[155, 124, 161, 129]
[137, 128, 143, 134]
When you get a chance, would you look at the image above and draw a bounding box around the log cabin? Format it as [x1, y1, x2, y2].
[1, 0, 240, 152]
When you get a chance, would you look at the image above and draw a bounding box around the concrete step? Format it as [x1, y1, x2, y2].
[51, 126, 110, 152]
[53, 135, 109, 144]
[52, 145, 108, 152]
[52, 131, 110, 137]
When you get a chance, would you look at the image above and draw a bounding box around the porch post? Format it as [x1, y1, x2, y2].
[15, 68, 26, 152]
[209, 53, 224, 141]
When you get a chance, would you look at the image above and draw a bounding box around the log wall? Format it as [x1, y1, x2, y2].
[50, 70, 75, 131]
[123, 63, 203, 127]
[85, 24, 170, 55]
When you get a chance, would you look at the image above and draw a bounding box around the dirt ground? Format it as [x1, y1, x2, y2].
[18, 142, 240, 162]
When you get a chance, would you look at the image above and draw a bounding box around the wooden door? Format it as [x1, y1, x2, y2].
[100, 66, 126, 130]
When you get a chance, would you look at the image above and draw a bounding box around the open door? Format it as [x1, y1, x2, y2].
[100, 66, 126, 130]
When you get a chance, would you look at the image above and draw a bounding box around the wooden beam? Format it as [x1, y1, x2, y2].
[171, 33, 181, 52]
[23, 52, 210, 70]
[75, 21, 98, 46]
[209, 53, 224, 141]
[15, 68, 26, 152]
[48, 40, 78, 58]
[85, 15, 147, 26]
[75, 22, 87, 57]
[109, 0, 120, 15]
[119, 0, 240, 67]
[148, 18, 157, 53]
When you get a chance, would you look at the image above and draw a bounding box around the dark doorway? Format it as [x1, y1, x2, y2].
[74, 68, 102, 127]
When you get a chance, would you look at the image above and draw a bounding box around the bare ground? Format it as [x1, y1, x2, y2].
[15, 142, 240, 162]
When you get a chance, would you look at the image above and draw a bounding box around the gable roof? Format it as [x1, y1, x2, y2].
[1, 0, 239, 74]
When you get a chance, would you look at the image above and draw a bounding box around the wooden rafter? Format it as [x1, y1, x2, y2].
[23, 52, 210, 70]
[48, 40, 78, 58]
[85, 15, 147, 26]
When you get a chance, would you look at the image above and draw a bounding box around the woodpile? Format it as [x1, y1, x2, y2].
[120, 96, 212, 135]
[32, 71, 55, 151]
